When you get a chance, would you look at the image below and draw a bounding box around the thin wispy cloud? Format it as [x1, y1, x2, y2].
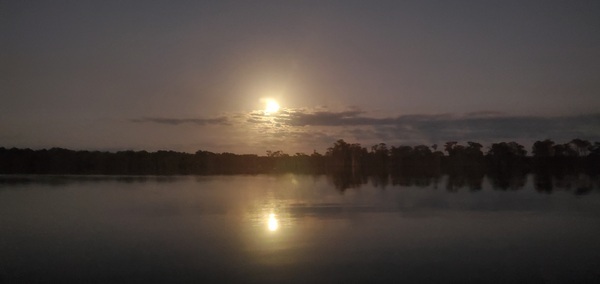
[133, 109, 600, 142]
[131, 117, 230, 126]
[129, 109, 600, 153]
[251, 108, 600, 147]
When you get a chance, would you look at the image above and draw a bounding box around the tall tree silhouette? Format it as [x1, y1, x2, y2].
[532, 139, 555, 157]
[326, 139, 367, 170]
[487, 142, 527, 170]
[569, 139, 591, 157]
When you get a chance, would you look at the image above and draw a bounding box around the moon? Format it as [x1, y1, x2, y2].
[267, 213, 279, 231]
[264, 99, 280, 114]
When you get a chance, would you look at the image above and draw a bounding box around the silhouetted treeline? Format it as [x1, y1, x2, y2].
[1, 138, 599, 176]
[0, 148, 323, 175]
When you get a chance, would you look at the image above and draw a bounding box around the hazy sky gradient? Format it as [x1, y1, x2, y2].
[2, 0, 599, 154]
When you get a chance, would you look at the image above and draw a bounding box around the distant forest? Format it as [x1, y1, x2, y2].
[1, 139, 599, 176]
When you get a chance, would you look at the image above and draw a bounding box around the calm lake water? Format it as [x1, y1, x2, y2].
[1, 174, 600, 283]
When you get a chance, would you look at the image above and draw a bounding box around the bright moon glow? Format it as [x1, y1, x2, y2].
[267, 213, 279, 231]
[264, 99, 280, 114]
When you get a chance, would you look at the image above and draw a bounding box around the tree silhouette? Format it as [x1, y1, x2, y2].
[1, 138, 599, 177]
[590, 142, 600, 157]
[444, 141, 458, 156]
[569, 139, 591, 157]
[326, 139, 367, 170]
[532, 139, 555, 157]
[369, 143, 389, 171]
[466, 142, 483, 157]
[487, 142, 526, 158]
[486, 141, 527, 171]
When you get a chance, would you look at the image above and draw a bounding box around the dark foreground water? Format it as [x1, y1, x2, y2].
[1, 174, 599, 283]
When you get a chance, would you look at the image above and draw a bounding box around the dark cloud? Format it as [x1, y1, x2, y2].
[264, 108, 600, 146]
[131, 117, 229, 126]
[464, 111, 506, 118]
[133, 110, 600, 144]
[277, 109, 386, 126]
[264, 109, 456, 127]
[246, 118, 262, 124]
[407, 114, 600, 143]
[131, 110, 600, 153]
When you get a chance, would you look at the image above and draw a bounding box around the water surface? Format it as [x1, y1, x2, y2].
[1, 174, 599, 283]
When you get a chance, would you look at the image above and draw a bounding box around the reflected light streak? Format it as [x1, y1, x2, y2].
[267, 213, 279, 231]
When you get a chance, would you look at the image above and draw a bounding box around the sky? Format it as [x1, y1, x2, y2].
[2, 0, 599, 154]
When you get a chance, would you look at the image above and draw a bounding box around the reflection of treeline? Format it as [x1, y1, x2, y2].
[326, 171, 599, 195]
[1, 138, 599, 176]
